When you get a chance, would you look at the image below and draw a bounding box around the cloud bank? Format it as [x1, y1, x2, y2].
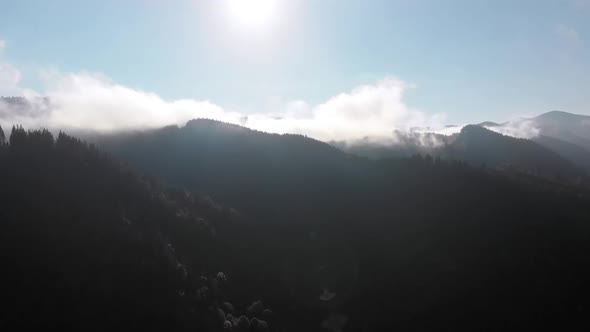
[0, 37, 543, 146]
[0, 66, 451, 143]
[244, 78, 450, 141]
[484, 120, 540, 139]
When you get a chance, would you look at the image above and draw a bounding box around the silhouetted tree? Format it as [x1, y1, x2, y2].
[0, 124, 5, 145]
[9, 125, 26, 147]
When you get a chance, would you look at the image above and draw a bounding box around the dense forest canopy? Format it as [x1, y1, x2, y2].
[0, 125, 274, 331]
[3, 122, 590, 330]
[89, 119, 590, 330]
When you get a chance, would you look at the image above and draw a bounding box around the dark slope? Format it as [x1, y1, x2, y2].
[445, 125, 584, 179]
[335, 125, 585, 181]
[534, 135, 590, 172]
[93, 119, 590, 331]
[96, 119, 368, 227]
[0, 126, 255, 331]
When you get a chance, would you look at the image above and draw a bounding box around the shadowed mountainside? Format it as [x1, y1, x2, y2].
[0, 125, 269, 331]
[335, 124, 586, 180]
[3, 118, 590, 330]
[90, 119, 590, 331]
[445, 125, 584, 179]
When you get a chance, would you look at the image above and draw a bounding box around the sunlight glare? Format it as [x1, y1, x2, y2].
[226, 0, 279, 29]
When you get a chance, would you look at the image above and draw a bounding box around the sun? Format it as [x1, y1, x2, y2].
[226, 0, 279, 28]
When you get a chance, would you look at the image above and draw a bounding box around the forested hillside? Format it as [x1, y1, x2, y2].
[336, 124, 590, 182]
[0, 125, 270, 331]
[445, 125, 584, 179]
[2, 121, 590, 331]
[93, 119, 590, 330]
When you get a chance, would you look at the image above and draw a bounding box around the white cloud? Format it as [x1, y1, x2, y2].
[0, 63, 22, 96]
[244, 78, 449, 142]
[44, 72, 244, 131]
[0, 67, 450, 142]
[485, 119, 540, 139]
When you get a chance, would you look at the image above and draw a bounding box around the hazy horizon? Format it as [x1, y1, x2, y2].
[1, 0, 589, 141]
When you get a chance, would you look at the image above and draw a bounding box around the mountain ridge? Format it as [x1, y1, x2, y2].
[4, 121, 590, 330]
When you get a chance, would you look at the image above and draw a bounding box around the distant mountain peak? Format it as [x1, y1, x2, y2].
[460, 124, 496, 136]
[534, 110, 590, 122]
[541, 110, 571, 116]
[477, 121, 501, 127]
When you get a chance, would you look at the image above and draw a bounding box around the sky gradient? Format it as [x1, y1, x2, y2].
[0, 0, 589, 137]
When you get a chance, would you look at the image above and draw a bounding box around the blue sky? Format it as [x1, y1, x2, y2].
[0, 0, 589, 137]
